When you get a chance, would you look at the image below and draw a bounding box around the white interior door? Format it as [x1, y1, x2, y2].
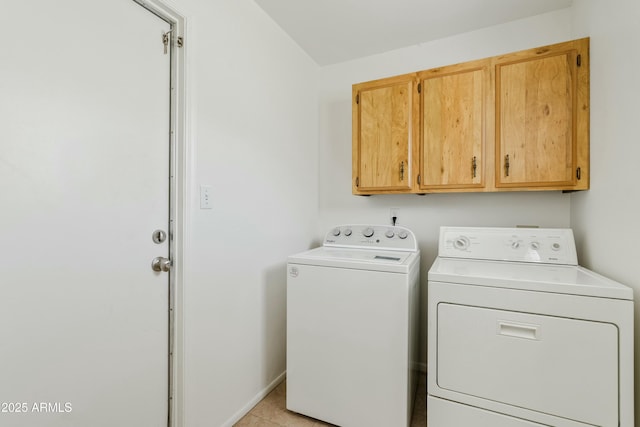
[0, 1, 171, 426]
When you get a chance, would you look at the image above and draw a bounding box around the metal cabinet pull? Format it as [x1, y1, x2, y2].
[472, 156, 477, 178]
[400, 161, 405, 181]
[505, 154, 510, 177]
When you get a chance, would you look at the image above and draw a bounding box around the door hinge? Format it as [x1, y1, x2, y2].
[163, 31, 170, 54]
[417, 174, 421, 185]
[576, 167, 581, 180]
[163, 31, 184, 54]
[417, 83, 421, 93]
[577, 54, 582, 67]
[355, 177, 359, 187]
[356, 94, 359, 104]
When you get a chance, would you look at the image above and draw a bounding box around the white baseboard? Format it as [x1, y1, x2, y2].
[221, 371, 287, 427]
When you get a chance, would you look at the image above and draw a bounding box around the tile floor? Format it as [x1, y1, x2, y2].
[234, 374, 427, 427]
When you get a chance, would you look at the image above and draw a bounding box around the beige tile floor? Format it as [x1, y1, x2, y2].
[234, 374, 427, 427]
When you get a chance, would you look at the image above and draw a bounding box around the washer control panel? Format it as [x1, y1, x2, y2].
[324, 224, 418, 252]
[439, 226, 577, 265]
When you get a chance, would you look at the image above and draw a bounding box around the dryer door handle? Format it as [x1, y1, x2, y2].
[497, 321, 540, 341]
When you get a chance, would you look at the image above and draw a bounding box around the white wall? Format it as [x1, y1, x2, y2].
[173, 0, 319, 425]
[568, 0, 640, 422]
[317, 9, 575, 368]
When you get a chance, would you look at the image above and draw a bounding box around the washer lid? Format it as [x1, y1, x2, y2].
[429, 257, 633, 300]
[289, 246, 418, 273]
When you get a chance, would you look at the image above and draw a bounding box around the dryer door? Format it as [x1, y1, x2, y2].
[437, 303, 618, 427]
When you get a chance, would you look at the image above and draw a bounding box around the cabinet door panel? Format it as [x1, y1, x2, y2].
[356, 81, 413, 191]
[497, 53, 575, 187]
[421, 68, 485, 189]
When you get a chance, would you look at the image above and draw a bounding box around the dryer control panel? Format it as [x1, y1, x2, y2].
[439, 227, 577, 265]
[324, 224, 418, 252]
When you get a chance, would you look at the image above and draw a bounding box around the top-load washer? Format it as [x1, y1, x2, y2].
[427, 226, 633, 427]
[287, 224, 420, 427]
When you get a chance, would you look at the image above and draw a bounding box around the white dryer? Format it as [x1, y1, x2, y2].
[287, 224, 420, 427]
[427, 226, 634, 427]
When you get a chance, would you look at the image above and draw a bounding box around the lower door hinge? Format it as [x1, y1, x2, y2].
[576, 167, 581, 180]
[355, 177, 359, 187]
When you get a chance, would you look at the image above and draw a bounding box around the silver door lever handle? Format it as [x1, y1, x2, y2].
[151, 257, 172, 272]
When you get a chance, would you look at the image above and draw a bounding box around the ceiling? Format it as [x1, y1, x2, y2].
[254, 0, 573, 65]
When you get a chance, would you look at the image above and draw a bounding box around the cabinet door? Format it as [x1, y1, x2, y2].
[495, 39, 589, 189]
[419, 63, 487, 190]
[353, 76, 416, 193]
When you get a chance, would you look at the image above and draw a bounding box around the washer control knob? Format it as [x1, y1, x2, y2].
[385, 230, 395, 238]
[362, 227, 374, 238]
[343, 228, 352, 237]
[552, 242, 561, 251]
[530, 241, 540, 250]
[332, 227, 341, 237]
[511, 241, 520, 249]
[454, 236, 470, 250]
[398, 231, 408, 239]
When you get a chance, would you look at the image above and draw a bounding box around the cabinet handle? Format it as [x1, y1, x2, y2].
[505, 154, 510, 177]
[472, 156, 477, 178]
[400, 161, 405, 181]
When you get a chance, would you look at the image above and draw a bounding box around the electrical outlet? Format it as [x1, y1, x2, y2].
[390, 208, 400, 225]
[200, 185, 212, 209]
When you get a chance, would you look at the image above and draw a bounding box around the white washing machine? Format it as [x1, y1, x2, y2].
[427, 226, 634, 427]
[287, 224, 420, 427]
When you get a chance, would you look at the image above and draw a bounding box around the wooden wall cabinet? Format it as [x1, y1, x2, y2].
[495, 38, 589, 190]
[352, 74, 418, 194]
[418, 59, 489, 192]
[351, 38, 589, 195]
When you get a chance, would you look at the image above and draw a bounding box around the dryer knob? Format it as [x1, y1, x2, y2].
[332, 227, 341, 237]
[362, 227, 374, 238]
[344, 228, 352, 237]
[385, 230, 395, 238]
[398, 231, 408, 239]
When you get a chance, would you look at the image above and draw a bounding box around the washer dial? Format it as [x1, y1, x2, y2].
[454, 236, 470, 250]
[362, 227, 374, 238]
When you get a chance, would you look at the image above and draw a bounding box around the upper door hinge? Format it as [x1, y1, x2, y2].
[163, 31, 184, 54]
[356, 94, 360, 104]
[577, 54, 582, 67]
[417, 83, 421, 93]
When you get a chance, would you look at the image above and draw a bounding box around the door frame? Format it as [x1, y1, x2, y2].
[132, 1, 187, 426]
